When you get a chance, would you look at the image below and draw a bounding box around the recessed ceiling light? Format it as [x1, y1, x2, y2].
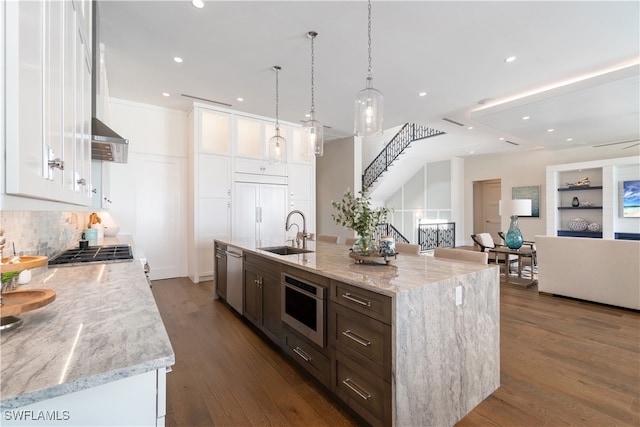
[237, 97, 244, 102]
[499, 137, 505, 141]
[547, 128, 555, 132]
[467, 126, 474, 130]
[173, 57, 183, 63]
[162, 92, 170, 97]
[192, 0, 204, 8]
[522, 116, 530, 120]
[468, 150, 475, 154]
[505, 56, 517, 63]
[418, 92, 427, 97]
[566, 138, 573, 142]
[305, 113, 311, 118]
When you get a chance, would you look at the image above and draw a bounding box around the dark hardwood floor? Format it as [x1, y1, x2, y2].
[151, 278, 640, 427]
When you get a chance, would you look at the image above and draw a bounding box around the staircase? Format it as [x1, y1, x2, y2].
[362, 123, 445, 193]
[375, 223, 409, 244]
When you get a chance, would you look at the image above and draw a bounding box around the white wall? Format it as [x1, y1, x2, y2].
[463, 145, 640, 246]
[109, 98, 187, 157]
[316, 137, 356, 240]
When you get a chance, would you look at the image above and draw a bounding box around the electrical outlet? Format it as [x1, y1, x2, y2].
[455, 286, 463, 306]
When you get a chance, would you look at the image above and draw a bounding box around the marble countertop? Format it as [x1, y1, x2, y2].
[0, 236, 175, 410]
[218, 238, 495, 297]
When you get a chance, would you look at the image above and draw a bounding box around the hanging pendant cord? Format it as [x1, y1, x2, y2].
[274, 66, 281, 128]
[310, 34, 316, 114]
[367, 0, 373, 80]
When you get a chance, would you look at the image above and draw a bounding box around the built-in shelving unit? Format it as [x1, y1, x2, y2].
[546, 156, 640, 240]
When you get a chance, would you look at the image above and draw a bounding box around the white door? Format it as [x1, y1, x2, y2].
[482, 180, 502, 241]
[110, 153, 187, 280]
[233, 182, 287, 246]
[258, 184, 287, 246]
[233, 182, 259, 241]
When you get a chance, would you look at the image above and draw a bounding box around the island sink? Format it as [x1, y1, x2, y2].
[259, 246, 314, 256]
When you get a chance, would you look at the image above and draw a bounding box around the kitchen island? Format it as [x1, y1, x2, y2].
[0, 236, 174, 426]
[215, 238, 500, 427]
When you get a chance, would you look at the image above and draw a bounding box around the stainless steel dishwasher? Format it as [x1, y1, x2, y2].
[225, 246, 243, 314]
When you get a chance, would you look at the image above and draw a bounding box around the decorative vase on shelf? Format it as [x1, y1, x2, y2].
[505, 215, 524, 249]
[352, 236, 377, 256]
[572, 196, 580, 207]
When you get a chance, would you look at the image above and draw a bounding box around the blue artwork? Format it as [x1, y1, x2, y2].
[623, 180, 640, 218]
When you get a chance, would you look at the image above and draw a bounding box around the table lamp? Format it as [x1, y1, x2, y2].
[505, 199, 532, 249]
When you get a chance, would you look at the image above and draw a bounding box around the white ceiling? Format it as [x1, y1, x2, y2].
[98, 0, 640, 158]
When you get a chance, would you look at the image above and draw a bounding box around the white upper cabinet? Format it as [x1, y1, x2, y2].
[199, 109, 230, 154]
[5, 0, 48, 200]
[4, 0, 92, 206]
[290, 127, 313, 164]
[236, 117, 262, 158]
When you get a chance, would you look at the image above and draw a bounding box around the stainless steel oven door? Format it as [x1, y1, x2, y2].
[281, 273, 326, 348]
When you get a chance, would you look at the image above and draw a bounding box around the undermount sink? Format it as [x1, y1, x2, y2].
[259, 246, 314, 255]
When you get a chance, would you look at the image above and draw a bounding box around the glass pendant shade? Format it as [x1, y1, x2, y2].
[355, 77, 383, 137]
[302, 112, 324, 156]
[505, 215, 524, 249]
[268, 127, 286, 163]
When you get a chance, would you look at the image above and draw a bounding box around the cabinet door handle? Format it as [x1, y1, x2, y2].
[342, 378, 372, 401]
[342, 329, 371, 347]
[292, 346, 311, 363]
[77, 178, 86, 186]
[342, 292, 372, 307]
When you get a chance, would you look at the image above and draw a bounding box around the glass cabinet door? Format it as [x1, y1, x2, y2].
[236, 117, 262, 157]
[200, 109, 230, 153]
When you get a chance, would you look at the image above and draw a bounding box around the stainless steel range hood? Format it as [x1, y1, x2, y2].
[91, 118, 129, 163]
[91, 3, 128, 163]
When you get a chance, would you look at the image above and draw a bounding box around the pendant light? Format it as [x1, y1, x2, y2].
[354, 0, 383, 137]
[302, 31, 324, 157]
[268, 65, 286, 163]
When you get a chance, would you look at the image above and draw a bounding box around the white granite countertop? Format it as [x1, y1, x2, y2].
[218, 238, 495, 297]
[0, 236, 175, 410]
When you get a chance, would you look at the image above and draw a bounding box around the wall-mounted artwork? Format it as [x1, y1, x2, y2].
[623, 180, 640, 218]
[512, 185, 540, 217]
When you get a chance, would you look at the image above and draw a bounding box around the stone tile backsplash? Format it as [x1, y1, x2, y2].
[0, 211, 89, 259]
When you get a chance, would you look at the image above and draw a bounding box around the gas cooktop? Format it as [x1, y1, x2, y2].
[48, 244, 133, 267]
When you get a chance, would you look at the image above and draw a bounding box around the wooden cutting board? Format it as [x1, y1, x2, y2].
[1, 256, 48, 273]
[0, 289, 56, 318]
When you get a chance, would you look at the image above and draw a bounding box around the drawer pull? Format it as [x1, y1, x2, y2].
[342, 378, 372, 401]
[342, 329, 371, 347]
[342, 292, 371, 307]
[293, 346, 312, 363]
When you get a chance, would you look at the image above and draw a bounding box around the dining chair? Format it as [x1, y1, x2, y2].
[471, 233, 517, 272]
[344, 237, 358, 245]
[317, 234, 339, 243]
[433, 247, 488, 264]
[394, 242, 421, 256]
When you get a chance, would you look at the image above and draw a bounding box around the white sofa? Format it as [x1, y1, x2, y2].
[536, 236, 640, 310]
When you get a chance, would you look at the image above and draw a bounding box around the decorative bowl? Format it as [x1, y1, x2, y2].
[587, 222, 602, 232]
[567, 218, 589, 232]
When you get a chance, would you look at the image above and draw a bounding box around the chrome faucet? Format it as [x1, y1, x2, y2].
[285, 210, 310, 249]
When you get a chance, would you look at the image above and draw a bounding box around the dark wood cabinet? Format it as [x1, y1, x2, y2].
[214, 242, 227, 300]
[243, 261, 262, 327]
[243, 253, 282, 343]
[329, 280, 392, 427]
[239, 253, 394, 426]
